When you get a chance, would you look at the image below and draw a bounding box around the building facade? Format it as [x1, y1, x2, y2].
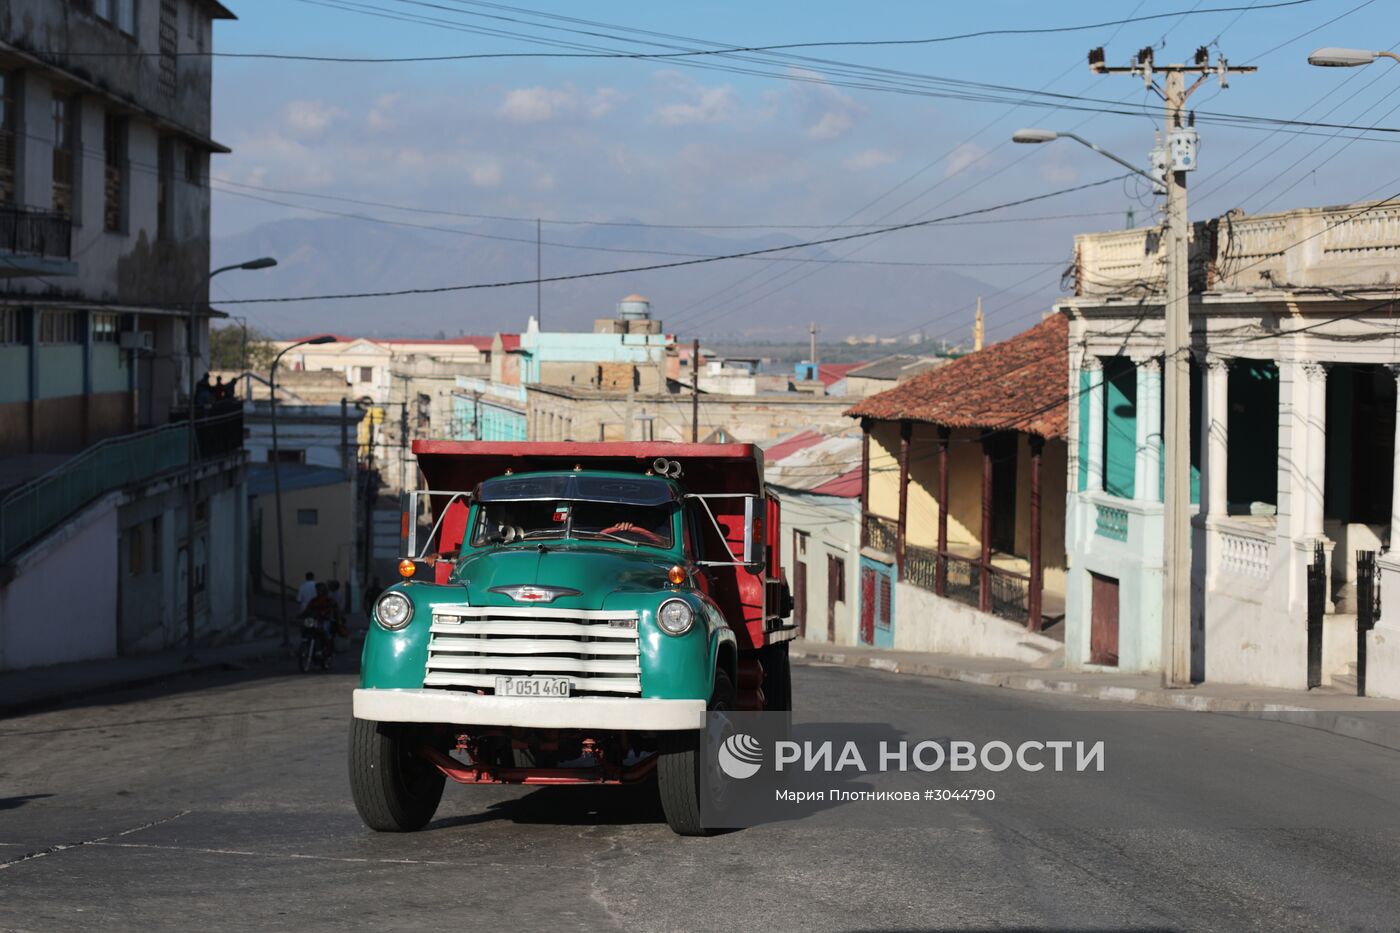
[1062, 199, 1400, 697]
[847, 316, 1068, 663]
[0, 0, 246, 670]
[764, 431, 862, 645]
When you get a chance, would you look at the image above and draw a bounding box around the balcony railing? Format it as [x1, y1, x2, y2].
[906, 543, 1035, 626]
[863, 512, 898, 554]
[0, 205, 73, 260]
[0, 408, 243, 563]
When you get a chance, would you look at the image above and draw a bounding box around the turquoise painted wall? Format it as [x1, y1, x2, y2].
[1102, 358, 1136, 499]
[0, 347, 28, 404]
[92, 344, 126, 393]
[36, 346, 83, 399]
[1227, 361, 1279, 509]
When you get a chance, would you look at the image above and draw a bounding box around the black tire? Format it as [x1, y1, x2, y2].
[761, 642, 793, 713]
[349, 718, 446, 832]
[297, 638, 313, 673]
[658, 669, 735, 836]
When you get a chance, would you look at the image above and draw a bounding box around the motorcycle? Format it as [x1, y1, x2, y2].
[297, 614, 335, 673]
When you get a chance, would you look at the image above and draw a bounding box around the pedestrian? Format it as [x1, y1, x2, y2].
[329, 580, 346, 616]
[194, 372, 213, 410]
[362, 576, 383, 615]
[296, 570, 318, 613]
[213, 375, 227, 400]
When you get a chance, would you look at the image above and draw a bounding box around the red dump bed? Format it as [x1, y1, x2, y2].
[409, 440, 790, 651]
[412, 440, 765, 496]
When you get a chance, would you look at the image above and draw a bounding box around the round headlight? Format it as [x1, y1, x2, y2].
[375, 591, 414, 631]
[657, 598, 694, 636]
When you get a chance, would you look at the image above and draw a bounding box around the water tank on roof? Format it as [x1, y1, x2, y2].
[617, 294, 652, 320]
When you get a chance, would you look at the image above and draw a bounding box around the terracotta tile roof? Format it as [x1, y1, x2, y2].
[845, 314, 1068, 440]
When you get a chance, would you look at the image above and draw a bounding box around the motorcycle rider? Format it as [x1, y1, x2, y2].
[300, 582, 342, 659]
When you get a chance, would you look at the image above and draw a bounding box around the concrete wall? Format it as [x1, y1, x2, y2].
[0, 494, 120, 670]
[775, 491, 860, 645]
[251, 481, 357, 587]
[892, 581, 1062, 663]
[526, 387, 855, 445]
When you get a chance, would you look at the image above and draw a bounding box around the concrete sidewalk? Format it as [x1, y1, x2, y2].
[790, 638, 1400, 751]
[0, 635, 289, 717]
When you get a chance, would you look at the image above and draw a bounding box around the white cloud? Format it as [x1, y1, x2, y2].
[367, 93, 401, 133]
[844, 148, 897, 171]
[807, 110, 853, 140]
[281, 100, 346, 138]
[655, 85, 738, 126]
[470, 161, 503, 188]
[586, 88, 624, 118]
[945, 142, 989, 178]
[499, 86, 577, 123]
[1038, 161, 1078, 185]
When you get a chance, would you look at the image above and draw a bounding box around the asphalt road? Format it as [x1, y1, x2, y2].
[3, 653, 1400, 932]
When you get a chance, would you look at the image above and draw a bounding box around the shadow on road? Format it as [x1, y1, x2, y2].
[0, 794, 54, 810]
[430, 783, 667, 829]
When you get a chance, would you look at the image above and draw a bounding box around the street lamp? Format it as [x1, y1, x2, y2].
[1308, 47, 1400, 67]
[185, 257, 277, 656]
[1013, 124, 1191, 687]
[1011, 128, 1160, 185]
[270, 334, 337, 646]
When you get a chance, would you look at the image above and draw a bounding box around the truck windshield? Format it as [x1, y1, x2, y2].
[471, 499, 674, 548]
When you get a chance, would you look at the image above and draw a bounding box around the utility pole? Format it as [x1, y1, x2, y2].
[973, 297, 985, 352]
[1089, 45, 1254, 688]
[691, 337, 700, 443]
[536, 218, 542, 330]
[808, 322, 819, 371]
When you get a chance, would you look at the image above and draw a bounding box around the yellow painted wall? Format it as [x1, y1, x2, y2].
[1011, 436, 1068, 573]
[905, 423, 940, 547]
[254, 481, 356, 586]
[867, 420, 902, 520]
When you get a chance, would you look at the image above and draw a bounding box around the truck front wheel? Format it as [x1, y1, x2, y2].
[349, 718, 446, 832]
[657, 669, 736, 836]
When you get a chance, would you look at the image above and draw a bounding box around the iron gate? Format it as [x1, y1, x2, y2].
[1306, 542, 1325, 690]
[1357, 550, 1381, 697]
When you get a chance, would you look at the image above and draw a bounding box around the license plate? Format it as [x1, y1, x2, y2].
[494, 676, 571, 698]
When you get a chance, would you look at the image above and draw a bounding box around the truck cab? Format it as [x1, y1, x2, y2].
[350, 442, 794, 836]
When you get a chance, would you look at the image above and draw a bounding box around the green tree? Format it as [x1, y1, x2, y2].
[210, 322, 277, 371]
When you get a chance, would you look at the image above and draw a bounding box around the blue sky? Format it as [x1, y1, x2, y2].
[208, 0, 1400, 338]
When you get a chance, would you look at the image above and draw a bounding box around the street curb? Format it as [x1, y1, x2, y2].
[792, 647, 1400, 754]
[0, 639, 288, 719]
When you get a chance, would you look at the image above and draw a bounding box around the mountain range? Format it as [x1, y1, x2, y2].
[211, 216, 1051, 342]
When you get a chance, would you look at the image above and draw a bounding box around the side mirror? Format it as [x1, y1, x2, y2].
[743, 495, 765, 567]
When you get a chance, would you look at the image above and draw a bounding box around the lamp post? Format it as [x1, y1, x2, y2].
[1308, 47, 1400, 67]
[270, 334, 336, 646]
[185, 257, 277, 655]
[1011, 129, 1164, 186]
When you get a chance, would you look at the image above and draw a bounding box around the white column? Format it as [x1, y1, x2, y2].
[1140, 358, 1163, 502]
[1302, 362, 1328, 538]
[1390, 365, 1400, 553]
[1084, 357, 1105, 493]
[1202, 356, 1229, 517]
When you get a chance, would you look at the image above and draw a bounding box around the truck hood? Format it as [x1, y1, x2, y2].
[454, 544, 677, 609]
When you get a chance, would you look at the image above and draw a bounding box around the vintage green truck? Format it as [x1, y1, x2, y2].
[350, 441, 794, 835]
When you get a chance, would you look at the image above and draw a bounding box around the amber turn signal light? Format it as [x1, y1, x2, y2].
[667, 565, 686, 585]
[398, 559, 417, 579]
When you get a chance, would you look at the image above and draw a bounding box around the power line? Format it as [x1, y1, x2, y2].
[51, 1, 1321, 62]
[211, 183, 1065, 268]
[217, 175, 1131, 304]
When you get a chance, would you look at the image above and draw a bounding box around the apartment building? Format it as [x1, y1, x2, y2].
[0, 0, 245, 670]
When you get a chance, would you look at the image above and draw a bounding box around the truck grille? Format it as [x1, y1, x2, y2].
[425, 605, 642, 695]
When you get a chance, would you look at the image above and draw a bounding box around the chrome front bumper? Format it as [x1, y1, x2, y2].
[352, 688, 705, 731]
